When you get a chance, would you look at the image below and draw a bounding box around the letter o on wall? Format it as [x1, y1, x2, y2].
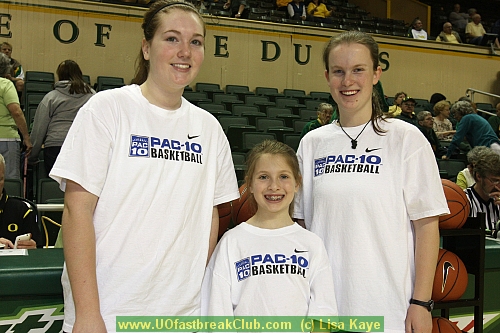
[53, 20, 79, 44]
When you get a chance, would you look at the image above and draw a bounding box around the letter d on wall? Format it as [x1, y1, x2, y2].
[261, 40, 280, 62]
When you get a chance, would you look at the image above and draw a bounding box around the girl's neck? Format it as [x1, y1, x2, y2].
[140, 80, 183, 110]
[338, 110, 372, 127]
[246, 211, 294, 230]
[436, 114, 445, 121]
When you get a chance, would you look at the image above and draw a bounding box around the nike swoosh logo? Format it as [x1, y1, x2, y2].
[365, 147, 381, 153]
[294, 249, 308, 253]
[187, 134, 200, 139]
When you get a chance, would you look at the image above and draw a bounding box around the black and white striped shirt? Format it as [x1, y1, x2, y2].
[465, 186, 500, 230]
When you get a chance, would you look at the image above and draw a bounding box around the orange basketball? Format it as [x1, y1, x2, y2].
[439, 179, 470, 229]
[432, 317, 461, 333]
[231, 183, 255, 225]
[432, 248, 468, 302]
[217, 201, 233, 238]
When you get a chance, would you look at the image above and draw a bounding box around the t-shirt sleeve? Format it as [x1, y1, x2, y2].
[402, 128, 450, 221]
[213, 128, 239, 206]
[3, 80, 19, 106]
[49, 95, 114, 197]
[307, 239, 338, 317]
[201, 239, 234, 316]
[293, 141, 305, 220]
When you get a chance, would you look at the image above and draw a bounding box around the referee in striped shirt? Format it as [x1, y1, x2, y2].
[463, 146, 500, 232]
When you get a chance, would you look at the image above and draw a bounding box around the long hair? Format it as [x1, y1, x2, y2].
[56, 60, 92, 95]
[0, 53, 12, 77]
[322, 30, 386, 135]
[131, 0, 206, 85]
[244, 140, 302, 217]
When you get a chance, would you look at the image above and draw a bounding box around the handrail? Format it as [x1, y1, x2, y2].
[465, 88, 498, 117]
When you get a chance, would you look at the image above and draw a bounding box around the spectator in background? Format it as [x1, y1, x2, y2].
[456, 146, 490, 190]
[463, 146, 500, 232]
[224, 0, 249, 18]
[429, 93, 446, 114]
[443, 101, 500, 159]
[300, 102, 333, 139]
[287, 0, 306, 20]
[276, 0, 291, 12]
[417, 111, 446, 158]
[307, 0, 333, 24]
[29, 60, 95, 175]
[387, 91, 406, 117]
[410, 18, 428, 40]
[458, 96, 477, 113]
[396, 96, 418, 126]
[449, 3, 468, 32]
[488, 102, 500, 138]
[465, 13, 499, 47]
[433, 100, 455, 141]
[0, 42, 24, 95]
[436, 22, 463, 43]
[0, 53, 31, 179]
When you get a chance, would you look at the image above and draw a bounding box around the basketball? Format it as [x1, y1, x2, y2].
[439, 179, 470, 229]
[217, 201, 233, 238]
[231, 183, 255, 225]
[432, 248, 468, 302]
[432, 317, 461, 333]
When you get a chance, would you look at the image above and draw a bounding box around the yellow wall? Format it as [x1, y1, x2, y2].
[1, 0, 499, 104]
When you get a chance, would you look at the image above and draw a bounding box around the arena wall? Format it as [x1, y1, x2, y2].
[1, 0, 499, 104]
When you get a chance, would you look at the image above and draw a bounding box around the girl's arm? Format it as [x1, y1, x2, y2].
[63, 180, 107, 333]
[207, 206, 219, 265]
[405, 216, 439, 333]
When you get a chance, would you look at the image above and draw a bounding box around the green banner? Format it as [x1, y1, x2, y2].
[116, 316, 384, 332]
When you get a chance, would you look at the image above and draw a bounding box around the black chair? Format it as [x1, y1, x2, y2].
[266, 107, 292, 118]
[82, 75, 91, 85]
[283, 134, 301, 151]
[242, 132, 276, 152]
[96, 76, 125, 91]
[255, 87, 284, 102]
[299, 109, 317, 120]
[198, 103, 226, 112]
[305, 99, 323, 110]
[283, 89, 311, 103]
[309, 91, 330, 101]
[218, 116, 249, 132]
[267, 127, 294, 142]
[437, 159, 466, 182]
[256, 118, 285, 132]
[24, 81, 53, 94]
[241, 112, 266, 126]
[232, 152, 247, 183]
[233, 105, 260, 116]
[4, 179, 23, 197]
[25, 71, 55, 83]
[225, 85, 254, 100]
[183, 91, 211, 106]
[294, 119, 309, 134]
[227, 125, 257, 151]
[195, 82, 224, 100]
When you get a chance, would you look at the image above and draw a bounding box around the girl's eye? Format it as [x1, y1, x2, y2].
[166, 36, 177, 42]
[280, 175, 289, 179]
[258, 175, 268, 180]
[332, 70, 343, 75]
[191, 39, 204, 46]
[353, 68, 365, 73]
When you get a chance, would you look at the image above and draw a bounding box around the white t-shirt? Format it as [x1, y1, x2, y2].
[50, 84, 240, 333]
[412, 29, 428, 40]
[202, 222, 338, 317]
[294, 118, 449, 333]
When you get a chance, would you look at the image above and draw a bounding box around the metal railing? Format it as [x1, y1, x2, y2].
[465, 88, 498, 117]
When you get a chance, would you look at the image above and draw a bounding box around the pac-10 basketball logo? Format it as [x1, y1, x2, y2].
[130, 135, 150, 157]
[314, 157, 327, 177]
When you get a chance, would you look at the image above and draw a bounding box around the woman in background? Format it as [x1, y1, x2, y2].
[29, 60, 94, 174]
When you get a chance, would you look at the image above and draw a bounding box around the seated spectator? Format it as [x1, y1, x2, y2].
[433, 100, 455, 141]
[276, 0, 291, 12]
[29, 60, 95, 175]
[387, 91, 406, 117]
[443, 101, 500, 159]
[463, 146, 500, 232]
[223, 0, 249, 18]
[0, 154, 40, 249]
[458, 96, 477, 113]
[0, 53, 32, 179]
[395, 96, 418, 126]
[417, 111, 446, 158]
[456, 146, 490, 190]
[436, 22, 463, 43]
[307, 0, 333, 24]
[410, 18, 428, 40]
[287, 0, 306, 20]
[429, 92, 446, 116]
[300, 102, 333, 140]
[488, 102, 500, 137]
[0, 42, 24, 94]
[466, 14, 500, 47]
[449, 3, 468, 32]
